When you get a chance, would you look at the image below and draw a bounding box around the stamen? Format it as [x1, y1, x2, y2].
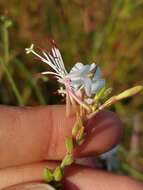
[41, 71, 62, 78]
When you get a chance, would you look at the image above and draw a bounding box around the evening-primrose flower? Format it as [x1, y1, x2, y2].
[25, 43, 105, 111]
[68, 62, 105, 97]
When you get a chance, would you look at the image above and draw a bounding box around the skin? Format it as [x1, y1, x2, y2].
[0, 105, 142, 190]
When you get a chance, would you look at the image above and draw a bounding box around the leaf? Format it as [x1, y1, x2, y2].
[43, 168, 53, 182]
[65, 137, 74, 153]
[61, 154, 74, 168]
[53, 166, 63, 182]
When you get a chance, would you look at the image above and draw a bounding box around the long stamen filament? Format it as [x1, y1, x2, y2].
[31, 49, 59, 73]
[68, 88, 91, 112]
[41, 71, 62, 78]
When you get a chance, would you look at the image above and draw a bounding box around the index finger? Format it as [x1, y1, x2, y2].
[0, 105, 122, 168]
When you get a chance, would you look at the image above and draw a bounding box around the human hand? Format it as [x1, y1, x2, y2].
[0, 105, 142, 190]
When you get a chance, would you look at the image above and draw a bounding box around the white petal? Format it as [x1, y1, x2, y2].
[93, 67, 102, 80]
[70, 62, 83, 73]
[71, 79, 82, 89]
[83, 78, 92, 97]
[68, 65, 90, 78]
[91, 79, 105, 95]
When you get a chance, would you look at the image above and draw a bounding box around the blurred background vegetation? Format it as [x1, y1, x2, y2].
[0, 0, 143, 181]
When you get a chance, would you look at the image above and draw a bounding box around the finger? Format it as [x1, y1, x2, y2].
[0, 162, 56, 189]
[0, 105, 122, 168]
[1, 162, 142, 190]
[64, 165, 143, 190]
[3, 183, 55, 190]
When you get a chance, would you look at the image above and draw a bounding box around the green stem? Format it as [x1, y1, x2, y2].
[3, 26, 9, 64]
[14, 59, 46, 105]
[121, 163, 143, 181]
[0, 58, 24, 106]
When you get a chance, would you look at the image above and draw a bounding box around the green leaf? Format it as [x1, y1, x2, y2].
[61, 154, 74, 168]
[53, 166, 63, 182]
[65, 137, 74, 153]
[43, 168, 53, 182]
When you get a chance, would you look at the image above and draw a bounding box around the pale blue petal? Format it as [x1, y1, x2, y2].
[93, 67, 102, 80]
[68, 65, 90, 78]
[83, 78, 92, 97]
[70, 62, 83, 73]
[91, 79, 105, 95]
[71, 80, 82, 90]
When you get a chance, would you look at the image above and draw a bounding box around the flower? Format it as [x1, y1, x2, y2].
[26, 43, 105, 111]
[68, 62, 105, 97]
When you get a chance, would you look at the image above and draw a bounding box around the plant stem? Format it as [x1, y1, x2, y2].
[0, 58, 24, 106]
[14, 59, 46, 105]
[3, 26, 9, 64]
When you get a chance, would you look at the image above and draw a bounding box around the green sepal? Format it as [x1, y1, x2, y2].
[61, 154, 74, 168]
[76, 137, 85, 145]
[75, 126, 85, 143]
[43, 168, 53, 182]
[65, 137, 74, 153]
[72, 121, 81, 137]
[72, 115, 84, 137]
[53, 166, 64, 182]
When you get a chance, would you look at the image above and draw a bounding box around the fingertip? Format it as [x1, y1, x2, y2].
[74, 110, 123, 157]
[64, 166, 143, 190]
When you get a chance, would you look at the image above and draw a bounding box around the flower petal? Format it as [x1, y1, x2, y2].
[83, 78, 92, 97]
[93, 67, 102, 80]
[68, 65, 90, 78]
[70, 62, 83, 73]
[91, 79, 105, 95]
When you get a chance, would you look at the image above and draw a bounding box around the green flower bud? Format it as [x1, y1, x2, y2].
[53, 166, 63, 182]
[65, 137, 74, 153]
[43, 168, 53, 182]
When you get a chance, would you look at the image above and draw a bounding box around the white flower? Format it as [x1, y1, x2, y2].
[68, 62, 105, 97]
[26, 44, 105, 110]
